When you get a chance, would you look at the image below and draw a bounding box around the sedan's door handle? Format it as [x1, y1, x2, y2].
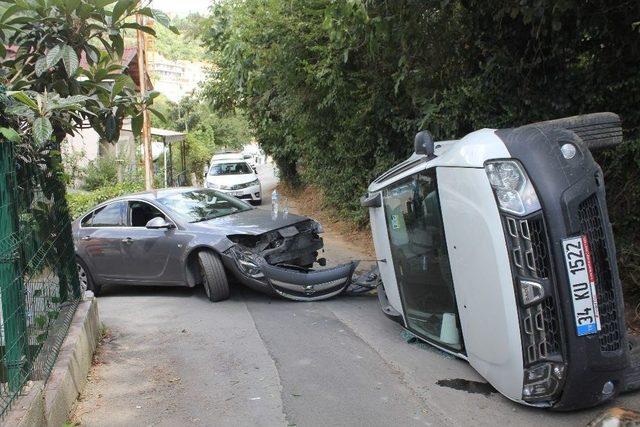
[81, 236, 92, 241]
[121, 237, 134, 245]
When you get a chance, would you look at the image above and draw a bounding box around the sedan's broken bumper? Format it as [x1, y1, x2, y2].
[259, 261, 358, 301]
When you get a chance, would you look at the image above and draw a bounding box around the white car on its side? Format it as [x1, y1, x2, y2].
[205, 159, 262, 205]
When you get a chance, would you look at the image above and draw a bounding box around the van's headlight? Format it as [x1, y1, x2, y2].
[485, 160, 541, 215]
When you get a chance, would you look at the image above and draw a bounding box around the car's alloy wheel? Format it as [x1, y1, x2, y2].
[76, 258, 101, 296]
[77, 263, 88, 294]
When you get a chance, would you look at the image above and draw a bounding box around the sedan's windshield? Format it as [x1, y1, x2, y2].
[209, 162, 252, 176]
[157, 189, 252, 222]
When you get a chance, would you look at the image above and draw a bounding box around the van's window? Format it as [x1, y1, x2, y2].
[89, 202, 126, 227]
[382, 170, 462, 351]
[129, 201, 166, 227]
[208, 162, 252, 176]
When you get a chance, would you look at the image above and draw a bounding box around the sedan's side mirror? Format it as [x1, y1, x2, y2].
[146, 217, 174, 229]
[252, 167, 257, 173]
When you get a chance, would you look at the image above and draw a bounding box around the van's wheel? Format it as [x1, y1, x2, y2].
[76, 257, 101, 296]
[198, 251, 230, 302]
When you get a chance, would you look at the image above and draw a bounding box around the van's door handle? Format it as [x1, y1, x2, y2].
[81, 236, 92, 241]
[121, 237, 134, 245]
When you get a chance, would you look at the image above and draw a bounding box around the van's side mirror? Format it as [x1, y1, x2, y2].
[414, 130, 435, 157]
[146, 217, 174, 229]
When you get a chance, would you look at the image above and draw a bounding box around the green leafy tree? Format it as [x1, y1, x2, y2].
[1, 0, 176, 144]
[153, 13, 207, 62]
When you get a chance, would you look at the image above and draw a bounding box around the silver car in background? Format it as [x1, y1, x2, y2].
[73, 188, 355, 301]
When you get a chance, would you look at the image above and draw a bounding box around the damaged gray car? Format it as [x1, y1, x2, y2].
[72, 188, 356, 301]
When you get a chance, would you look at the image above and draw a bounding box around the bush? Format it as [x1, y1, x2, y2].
[66, 181, 144, 219]
[82, 154, 119, 191]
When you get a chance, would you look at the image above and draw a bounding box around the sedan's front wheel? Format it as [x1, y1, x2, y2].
[198, 251, 230, 302]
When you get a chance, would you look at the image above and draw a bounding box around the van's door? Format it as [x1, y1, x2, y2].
[380, 169, 463, 352]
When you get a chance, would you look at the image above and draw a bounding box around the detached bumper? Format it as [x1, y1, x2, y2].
[259, 261, 357, 301]
[220, 251, 357, 301]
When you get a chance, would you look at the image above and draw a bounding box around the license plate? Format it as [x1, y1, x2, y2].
[229, 191, 243, 196]
[562, 235, 601, 336]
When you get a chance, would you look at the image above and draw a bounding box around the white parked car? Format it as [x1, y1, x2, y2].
[205, 159, 262, 205]
[210, 152, 244, 164]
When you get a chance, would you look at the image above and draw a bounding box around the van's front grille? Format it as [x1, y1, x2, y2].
[502, 213, 563, 366]
[504, 216, 551, 280]
[522, 297, 562, 364]
[577, 195, 621, 352]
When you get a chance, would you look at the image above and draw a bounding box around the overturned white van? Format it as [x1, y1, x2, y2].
[362, 113, 640, 410]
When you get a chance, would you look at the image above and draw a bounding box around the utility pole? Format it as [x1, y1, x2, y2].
[136, 9, 153, 190]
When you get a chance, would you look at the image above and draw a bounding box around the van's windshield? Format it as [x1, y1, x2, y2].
[382, 170, 462, 351]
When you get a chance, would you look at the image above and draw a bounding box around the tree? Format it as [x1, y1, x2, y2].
[1, 0, 176, 145]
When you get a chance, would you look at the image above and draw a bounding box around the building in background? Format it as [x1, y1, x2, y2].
[148, 52, 207, 102]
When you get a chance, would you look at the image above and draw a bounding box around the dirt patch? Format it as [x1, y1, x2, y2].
[68, 325, 117, 424]
[278, 183, 375, 258]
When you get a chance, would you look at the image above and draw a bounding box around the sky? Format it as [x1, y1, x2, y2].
[151, 0, 210, 16]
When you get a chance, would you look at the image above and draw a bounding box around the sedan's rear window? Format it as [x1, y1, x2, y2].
[157, 189, 251, 222]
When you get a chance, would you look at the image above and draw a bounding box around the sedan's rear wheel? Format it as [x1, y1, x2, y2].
[76, 258, 101, 296]
[198, 251, 230, 302]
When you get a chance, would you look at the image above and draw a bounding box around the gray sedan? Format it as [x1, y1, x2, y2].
[73, 188, 356, 302]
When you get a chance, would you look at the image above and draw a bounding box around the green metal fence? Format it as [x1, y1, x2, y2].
[0, 139, 81, 417]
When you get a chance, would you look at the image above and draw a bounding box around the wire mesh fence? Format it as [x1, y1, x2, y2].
[0, 139, 81, 418]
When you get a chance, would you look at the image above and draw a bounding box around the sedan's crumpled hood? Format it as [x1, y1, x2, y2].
[192, 208, 311, 236]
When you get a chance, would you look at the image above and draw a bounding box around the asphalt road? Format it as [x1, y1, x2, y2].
[72, 165, 640, 426]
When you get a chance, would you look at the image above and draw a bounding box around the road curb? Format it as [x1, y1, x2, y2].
[4, 297, 101, 427]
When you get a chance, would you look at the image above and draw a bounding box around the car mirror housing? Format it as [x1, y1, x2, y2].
[145, 217, 174, 229]
[414, 130, 435, 157]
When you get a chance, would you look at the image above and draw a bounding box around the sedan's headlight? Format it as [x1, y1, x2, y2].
[206, 182, 220, 189]
[485, 160, 541, 215]
[231, 246, 264, 278]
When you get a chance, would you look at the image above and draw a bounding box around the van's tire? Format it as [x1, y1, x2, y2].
[76, 257, 101, 296]
[198, 250, 230, 302]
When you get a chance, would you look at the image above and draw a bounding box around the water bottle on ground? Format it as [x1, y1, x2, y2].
[283, 197, 289, 218]
[271, 189, 280, 218]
